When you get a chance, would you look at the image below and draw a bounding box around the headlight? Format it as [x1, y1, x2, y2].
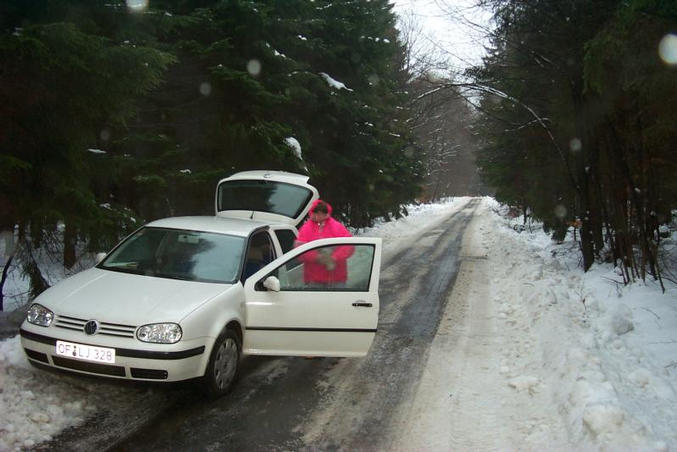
[26, 304, 54, 327]
[136, 323, 182, 344]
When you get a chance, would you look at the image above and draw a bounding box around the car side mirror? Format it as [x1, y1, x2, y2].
[95, 252, 107, 264]
[262, 276, 280, 292]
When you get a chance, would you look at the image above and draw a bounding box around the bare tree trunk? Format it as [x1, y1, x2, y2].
[0, 254, 14, 311]
[575, 115, 596, 271]
[18, 238, 50, 299]
[64, 222, 77, 270]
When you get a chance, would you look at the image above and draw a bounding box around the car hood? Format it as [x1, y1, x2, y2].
[34, 268, 233, 325]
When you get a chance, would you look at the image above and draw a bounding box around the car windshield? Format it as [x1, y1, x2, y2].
[217, 180, 313, 219]
[100, 227, 245, 284]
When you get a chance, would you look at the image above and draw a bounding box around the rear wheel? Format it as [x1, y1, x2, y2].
[202, 329, 241, 397]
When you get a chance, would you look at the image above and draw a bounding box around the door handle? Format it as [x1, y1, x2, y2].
[352, 301, 372, 308]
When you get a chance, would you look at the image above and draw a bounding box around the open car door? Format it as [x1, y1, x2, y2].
[243, 237, 381, 357]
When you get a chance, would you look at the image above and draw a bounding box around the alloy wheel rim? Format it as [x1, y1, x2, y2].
[214, 337, 238, 390]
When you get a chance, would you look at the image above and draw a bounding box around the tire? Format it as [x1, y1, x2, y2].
[202, 329, 241, 397]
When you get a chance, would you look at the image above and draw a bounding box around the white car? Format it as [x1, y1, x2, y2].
[20, 171, 382, 396]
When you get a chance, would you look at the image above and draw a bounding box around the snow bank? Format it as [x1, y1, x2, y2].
[485, 201, 677, 450]
[0, 337, 96, 450]
[0, 335, 168, 452]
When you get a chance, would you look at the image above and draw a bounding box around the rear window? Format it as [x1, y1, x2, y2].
[217, 180, 313, 219]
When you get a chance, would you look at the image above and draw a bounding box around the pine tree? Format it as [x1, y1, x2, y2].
[0, 2, 173, 281]
[0, 0, 425, 303]
[121, 0, 423, 227]
[474, 0, 677, 281]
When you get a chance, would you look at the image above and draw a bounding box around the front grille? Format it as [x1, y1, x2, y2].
[52, 356, 126, 377]
[131, 368, 168, 380]
[55, 315, 137, 338]
[24, 348, 49, 363]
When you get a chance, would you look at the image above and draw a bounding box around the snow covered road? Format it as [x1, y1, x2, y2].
[2, 197, 676, 451]
[298, 198, 481, 450]
[394, 198, 569, 449]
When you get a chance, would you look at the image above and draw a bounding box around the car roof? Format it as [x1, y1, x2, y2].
[145, 216, 276, 237]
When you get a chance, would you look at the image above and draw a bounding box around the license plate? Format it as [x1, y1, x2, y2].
[56, 340, 116, 364]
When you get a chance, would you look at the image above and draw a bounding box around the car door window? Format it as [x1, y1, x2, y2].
[272, 244, 375, 291]
[243, 232, 275, 280]
[274, 229, 296, 254]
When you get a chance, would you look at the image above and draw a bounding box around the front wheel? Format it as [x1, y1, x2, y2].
[202, 329, 241, 397]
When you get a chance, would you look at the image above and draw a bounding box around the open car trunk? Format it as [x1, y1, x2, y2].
[215, 171, 319, 227]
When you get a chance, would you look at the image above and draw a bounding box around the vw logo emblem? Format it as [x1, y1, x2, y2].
[84, 320, 99, 335]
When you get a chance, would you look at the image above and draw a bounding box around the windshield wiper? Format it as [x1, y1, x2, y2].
[153, 272, 194, 281]
[101, 266, 144, 276]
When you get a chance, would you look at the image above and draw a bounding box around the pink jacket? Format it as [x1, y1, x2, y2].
[296, 200, 354, 283]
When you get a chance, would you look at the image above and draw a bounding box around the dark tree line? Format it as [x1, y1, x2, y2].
[472, 0, 677, 287]
[0, 0, 425, 302]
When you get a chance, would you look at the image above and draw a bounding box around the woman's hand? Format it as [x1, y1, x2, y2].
[316, 249, 336, 270]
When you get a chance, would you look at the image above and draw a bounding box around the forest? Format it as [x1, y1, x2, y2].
[471, 0, 677, 288]
[1, 0, 429, 302]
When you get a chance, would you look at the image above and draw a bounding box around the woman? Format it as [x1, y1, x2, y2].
[295, 199, 354, 287]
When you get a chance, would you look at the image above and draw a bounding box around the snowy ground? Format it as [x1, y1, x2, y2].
[393, 199, 677, 451]
[1, 197, 676, 451]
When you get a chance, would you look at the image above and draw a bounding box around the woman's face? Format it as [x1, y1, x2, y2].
[310, 210, 329, 223]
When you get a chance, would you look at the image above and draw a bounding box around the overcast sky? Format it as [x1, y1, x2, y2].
[389, 0, 492, 71]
